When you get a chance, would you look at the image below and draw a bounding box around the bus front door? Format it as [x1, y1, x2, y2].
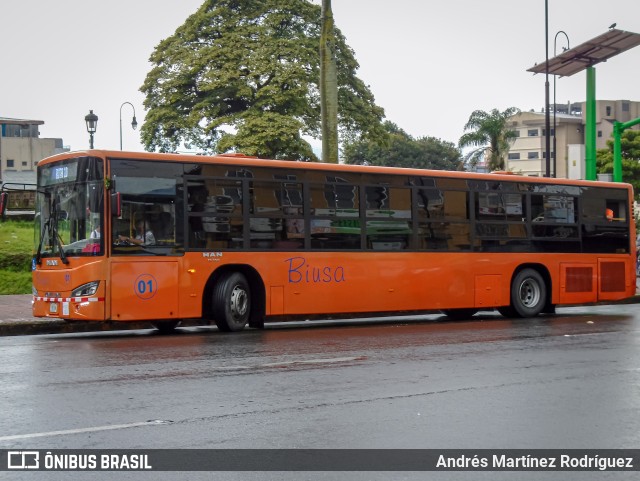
[110, 260, 180, 321]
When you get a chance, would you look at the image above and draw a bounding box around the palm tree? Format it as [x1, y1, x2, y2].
[458, 107, 520, 171]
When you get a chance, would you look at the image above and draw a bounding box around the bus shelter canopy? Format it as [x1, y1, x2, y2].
[527, 29, 640, 77]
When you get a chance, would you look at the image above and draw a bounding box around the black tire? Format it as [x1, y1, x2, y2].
[212, 272, 251, 332]
[440, 308, 478, 321]
[152, 320, 181, 334]
[510, 268, 547, 318]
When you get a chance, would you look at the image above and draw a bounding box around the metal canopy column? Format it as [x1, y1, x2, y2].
[585, 67, 597, 181]
[527, 29, 640, 181]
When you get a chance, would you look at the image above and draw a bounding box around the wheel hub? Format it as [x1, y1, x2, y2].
[230, 286, 248, 321]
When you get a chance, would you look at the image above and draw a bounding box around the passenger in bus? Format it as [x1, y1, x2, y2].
[606, 208, 614, 222]
[90, 225, 101, 239]
[119, 220, 156, 246]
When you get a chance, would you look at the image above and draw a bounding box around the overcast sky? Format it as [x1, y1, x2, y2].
[2, 0, 639, 155]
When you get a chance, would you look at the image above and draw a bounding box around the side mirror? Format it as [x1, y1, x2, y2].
[111, 192, 121, 217]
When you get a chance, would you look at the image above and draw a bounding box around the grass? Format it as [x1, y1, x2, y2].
[0, 219, 34, 294]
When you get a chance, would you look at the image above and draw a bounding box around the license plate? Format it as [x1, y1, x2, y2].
[49, 303, 58, 314]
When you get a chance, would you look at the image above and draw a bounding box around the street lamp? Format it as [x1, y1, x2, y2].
[85, 110, 98, 149]
[543, 0, 550, 177]
[119, 102, 138, 150]
[553, 31, 570, 178]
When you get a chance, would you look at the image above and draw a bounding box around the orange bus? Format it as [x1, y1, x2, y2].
[32, 150, 636, 332]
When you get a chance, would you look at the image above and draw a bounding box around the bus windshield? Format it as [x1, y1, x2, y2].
[35, 156, 104, 262]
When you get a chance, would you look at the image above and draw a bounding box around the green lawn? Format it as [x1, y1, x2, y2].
[0, 220, 34, 294]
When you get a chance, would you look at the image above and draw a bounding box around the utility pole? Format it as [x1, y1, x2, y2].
[320, 0, 339, 163]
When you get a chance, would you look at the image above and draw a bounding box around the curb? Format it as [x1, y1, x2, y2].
[0, 297, 638, 337]
[0, 319, 156, 337]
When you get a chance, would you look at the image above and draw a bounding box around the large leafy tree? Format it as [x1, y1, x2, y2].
[343, 121, 463, 171]
[140, 0, 385, 160]
[597, 130, 640, 199]
[458, 107, 520, 170]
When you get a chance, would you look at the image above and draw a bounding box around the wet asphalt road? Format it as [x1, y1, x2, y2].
[1, 304, 639, 481]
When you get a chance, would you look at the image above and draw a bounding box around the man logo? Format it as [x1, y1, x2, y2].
[8, 451, 39, 469]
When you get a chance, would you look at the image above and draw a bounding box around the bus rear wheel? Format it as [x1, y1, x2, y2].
[213, 272, 251, 332]
[510, 268, 546, 318]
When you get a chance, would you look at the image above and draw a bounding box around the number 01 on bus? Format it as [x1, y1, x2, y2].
[31, 150, 636, 332]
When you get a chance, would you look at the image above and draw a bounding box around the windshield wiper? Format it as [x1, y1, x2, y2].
[36, 193, 69, 265]
[35, 218, 50, 265]
[51, 196, 69, 265]
[35, 193, 52, 265]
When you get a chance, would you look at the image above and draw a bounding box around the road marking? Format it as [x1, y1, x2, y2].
[0, 356, 366, 442]
[0, 357, 364, 442]
[261, 356, 362, 368]
[0, 420, 171, 442]
[209, 356, 365, 371]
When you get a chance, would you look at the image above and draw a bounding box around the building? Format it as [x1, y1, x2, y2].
[0, 117, 68, 186]
[505, 100, 640, 178]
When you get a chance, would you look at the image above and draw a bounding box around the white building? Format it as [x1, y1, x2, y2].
[505, 100, 640, 178]
[0, 117, 68, 186]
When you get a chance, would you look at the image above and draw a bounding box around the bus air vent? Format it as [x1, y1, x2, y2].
[600, 261, 626, 292]
[565, 267, 593, 293]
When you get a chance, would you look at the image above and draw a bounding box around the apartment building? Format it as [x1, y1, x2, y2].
[0, 117, 68, 186]
[505, 100, 640, 178]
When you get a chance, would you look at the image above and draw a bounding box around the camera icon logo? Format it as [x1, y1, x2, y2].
[8, 451, 40, 469]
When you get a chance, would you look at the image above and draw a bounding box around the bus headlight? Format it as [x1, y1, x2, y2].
[72, 281, 100, 297]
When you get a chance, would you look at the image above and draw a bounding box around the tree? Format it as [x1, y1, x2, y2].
[458, 107, 520, 170]
[140, 0, 385, 160]
[596, 129, 640, 199]
[320, 0, 338, 163]
[343, 121, 463, 170]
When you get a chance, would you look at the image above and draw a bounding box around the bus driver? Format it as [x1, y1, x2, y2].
[119, 219, 156, 246]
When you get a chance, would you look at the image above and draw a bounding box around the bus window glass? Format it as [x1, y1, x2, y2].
[249, 179, 304, 249]
[309, 179, 360, 250]
[417, 189, 468, 221]
[416, 187, 471, 251]
[187, 179, 243, 250]
[581, 187, 630, 253]
[364, 187, 411, 250]
[35, 156, 104, 258]
[417, 222, 473, 251]
[111, 160, 183, 255]
[531, 194, 576, 224]
[477, 192, 505, 220]
[529, 193, 578, 242]
[475, 192, 527, 249]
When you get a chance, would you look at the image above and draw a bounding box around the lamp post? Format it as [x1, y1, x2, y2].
[543, 0, 551, 177]
[85, 110, 98, 149]
[119, 102, 138, 150]
[553, 31, 570, 178]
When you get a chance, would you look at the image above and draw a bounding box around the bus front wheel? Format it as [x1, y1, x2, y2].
[510, 269, 546, 318]
[213, 272, 251, 332]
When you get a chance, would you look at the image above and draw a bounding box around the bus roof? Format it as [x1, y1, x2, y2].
[37, 149, 632, 191]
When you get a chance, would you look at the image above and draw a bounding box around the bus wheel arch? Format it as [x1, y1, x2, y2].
[506, 265, 550, 318]
[203, 265, 265, 331]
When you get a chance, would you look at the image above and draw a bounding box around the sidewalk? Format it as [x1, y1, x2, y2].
[0, 294, 155, 336]
[3, 281, 640, 337]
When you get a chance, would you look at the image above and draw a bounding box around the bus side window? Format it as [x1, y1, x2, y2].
[606, 201, 626, 222]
